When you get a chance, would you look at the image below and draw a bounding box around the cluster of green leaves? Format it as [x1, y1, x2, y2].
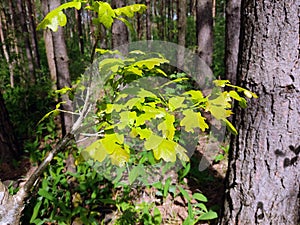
[37, 0, 146, 32]
[82, 50, 257, 168]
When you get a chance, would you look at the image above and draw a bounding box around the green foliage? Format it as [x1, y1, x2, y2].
[38, 0, 146, 32]
[37, 1, 82, 31]
[82, 51, 255, 168]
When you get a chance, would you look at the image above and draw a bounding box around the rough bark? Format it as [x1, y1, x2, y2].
[177, 0, 187, 69]
[0, 93, 19, 164]
[222, 1, 300, 224]
[225, 0, 241, 85]
[112, 0, 129, 55]
[196, 0, 213, 67]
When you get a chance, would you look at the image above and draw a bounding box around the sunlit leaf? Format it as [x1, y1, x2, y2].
[117, 111, 136, 129]
[134, 58, 169, 70]
[213, 79, 230, 87]
[99, 58, 124, 74]
[168, 96, 186, 111]
[114, 4, 146, 18]
[37, 2, 81, 31]
[95, 2, 115, 29]
[180, 109, 209, 132]
[109, 144, 130, 167]
[224, 119, 238, 135]
[158, 114, 175, 139]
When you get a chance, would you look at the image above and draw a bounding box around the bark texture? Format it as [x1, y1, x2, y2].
[222, 1, 300, 224]
[112, 0, 129, 55]
[196, 0, 213, 67]
[225, 0, 241, 85]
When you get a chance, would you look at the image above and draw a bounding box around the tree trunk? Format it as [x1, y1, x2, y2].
[112, 0, 129, 55]
[0, 93, 19, 164]
[222, 0, 300, 224]
[177, 0, 186, 69]
[145, 0, 151, 41]
[16, 0, 35, 83]
[75, 8, 84, 55]
[0, 8, 14, 88]
[196, 0, 213, 67]
[26, 0, 41, 70]
[225, 0, 241, 85]
[50, 0, 73, 135]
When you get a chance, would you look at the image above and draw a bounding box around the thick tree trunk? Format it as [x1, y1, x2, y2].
[225, 0, 241, 85]
[112, 0, 129, 55]
[0, 93, 19, 164]
[196, 0, 213, 67]
[222, 1, 300, 224]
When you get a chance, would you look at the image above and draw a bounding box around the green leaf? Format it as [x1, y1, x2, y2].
[129, 165, 144, 184]
[109, 145, 130, 167]
[224, 119, 238, 135]
[99, 58, 124, 74]
[38, 189, 54, 201]
[158, 113, 175, 139]
[30, 201, 42, 223]
[198, 210, 218, 220]
[228, 90, 242, 101]
[193, 193, 208, 202]
[134, 58, 169, 70]
[137, 88, 158, 99]
[178, 186, 191, 201]
[180, 109, 209, 132]
[83, 140, 107, 162]
[114, 4, 146, 18]
[134, 127, 152, 139]
[37, 2, 81, 31]
[94, 2, 115, 29]
[213, 79, 230, 87]
[153, 207, 162, 224]
[117, 111, 137, 129]
[168, 96, 186, 111]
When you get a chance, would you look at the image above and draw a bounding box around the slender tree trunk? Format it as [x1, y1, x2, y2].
[42, 0, 57, 88]
[16, 0, 35, 83]
[225, 0, 241, 85]
[111, 0, 129, 55]
[52, 1, 73, 135]
[0, 93, 19, 164]
[26, 0, 41, 70]
[75, 8, 84, 55]
[196, 0, 213, 67]
[177, 0, 186, 69]
[0, 8, 14, 88]
[222, 0, 300, 224]
[145, 0, 151, 41]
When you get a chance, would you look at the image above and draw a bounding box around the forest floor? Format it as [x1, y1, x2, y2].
[0, 137, 228, 225]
